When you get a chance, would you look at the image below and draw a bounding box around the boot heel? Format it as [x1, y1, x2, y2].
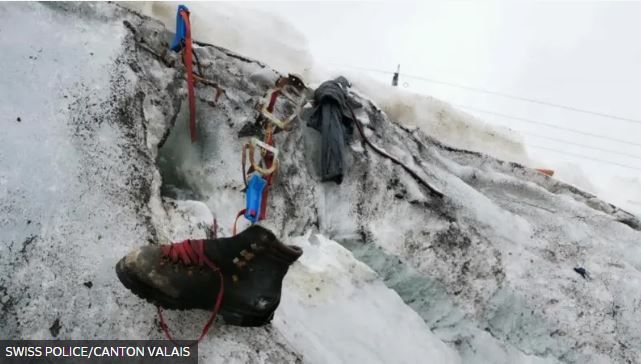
[221, 310, 275, 327]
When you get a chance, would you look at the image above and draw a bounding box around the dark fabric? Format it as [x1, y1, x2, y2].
[307, 78, 354, 184]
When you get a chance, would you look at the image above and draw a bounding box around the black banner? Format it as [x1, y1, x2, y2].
[0, 340, 198, 363]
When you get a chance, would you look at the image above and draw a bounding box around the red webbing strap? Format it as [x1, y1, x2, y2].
[180, 10, 197, 142]
[268, 90, 281, 110]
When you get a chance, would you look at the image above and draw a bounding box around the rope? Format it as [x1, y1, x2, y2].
[346, 104, 444, 198]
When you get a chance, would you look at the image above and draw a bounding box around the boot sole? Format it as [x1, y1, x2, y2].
[116, 261, 275, 327]
[220, 306, 275, 327]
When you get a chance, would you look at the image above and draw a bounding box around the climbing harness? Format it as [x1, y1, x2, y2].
[171, 5, 197, 142]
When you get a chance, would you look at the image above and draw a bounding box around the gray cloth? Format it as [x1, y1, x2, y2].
[307, 78, 354, 184]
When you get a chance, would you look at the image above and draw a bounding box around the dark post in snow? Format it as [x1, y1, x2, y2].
[392, 64, 400, 87]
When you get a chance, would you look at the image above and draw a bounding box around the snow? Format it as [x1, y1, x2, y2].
[0, 2, 145, 340]
[596, 176, 641, 218]
[2, 2, 641, 364]
[125, 1, 313, 76]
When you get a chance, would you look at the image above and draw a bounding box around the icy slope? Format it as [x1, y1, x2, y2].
[123, 1, 313, 77]
[2, 3, 641, 364]
[275, 233, 460, 364]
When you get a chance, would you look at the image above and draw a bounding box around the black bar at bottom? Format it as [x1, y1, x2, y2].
[0, 340, 198, 364]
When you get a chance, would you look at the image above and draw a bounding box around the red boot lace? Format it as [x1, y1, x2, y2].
[157, 238, 224, 346]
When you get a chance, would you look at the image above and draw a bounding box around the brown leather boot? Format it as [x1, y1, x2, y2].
[116, 225, 302, 326]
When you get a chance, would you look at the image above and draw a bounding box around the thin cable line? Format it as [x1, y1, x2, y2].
[457, 104, 641, 149]
[527, 144, 641, 172]
[519, 131, 641, 162]
[329, 62, 641, 125]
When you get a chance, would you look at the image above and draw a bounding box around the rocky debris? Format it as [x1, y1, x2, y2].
[573, 267, 590, 280]
[49, 318, 61, 338]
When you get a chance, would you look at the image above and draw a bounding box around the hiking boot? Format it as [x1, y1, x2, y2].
[115, 225, 302, 327]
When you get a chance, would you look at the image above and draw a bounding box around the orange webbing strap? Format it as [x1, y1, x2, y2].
[536, 168, 555, 177]
[179, 10, 197, 142]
